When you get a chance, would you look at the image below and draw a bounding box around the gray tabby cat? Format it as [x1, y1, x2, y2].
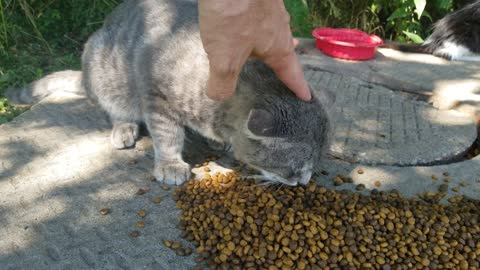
[6, 0, 333, 186]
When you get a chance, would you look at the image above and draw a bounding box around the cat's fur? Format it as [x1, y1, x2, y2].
[384, 0, 480, 61]
[6, 0, 333, 186]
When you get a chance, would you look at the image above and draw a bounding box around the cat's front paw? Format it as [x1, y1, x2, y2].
[111, 122, 139, 149]
[153, 160, 191, 185]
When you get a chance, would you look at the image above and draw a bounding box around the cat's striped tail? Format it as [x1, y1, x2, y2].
[381, 41, 434, 55]
[4, 70, 85, 104]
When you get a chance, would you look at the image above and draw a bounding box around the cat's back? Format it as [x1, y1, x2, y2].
[87, 0, 199, 54]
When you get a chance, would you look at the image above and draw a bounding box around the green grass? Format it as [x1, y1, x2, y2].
[0, 0, 119, 124]
[0, 97, 28, 124]
[284, 0, 312, 37]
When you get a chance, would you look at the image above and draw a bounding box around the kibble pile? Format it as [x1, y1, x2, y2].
[173, 171, 480, 270]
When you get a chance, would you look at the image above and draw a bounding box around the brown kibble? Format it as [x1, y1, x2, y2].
[444, 177, 451, 182]
[130, 230, 140, 237]
[376, 255, 386, 265]
[439, 184, 448, 192]
[204, 167, 211, 172]
[421, 258, 430, 267]
[171, 169, 480, 269]
[176, 248, 186, 256]
[171, 242, 182, 250]
[357, 168, 364, 174]
[431, 174, 438, 180]
[137, 221, 145, 228]
[356, 184, 366, 191]
[333, 176, 343, 186]
[137, 210, 147, 217]
[99, 208, 110, 215]
[136, 188, 149, 195]
[163, 239, 173, 248]
[153, 197, 162, 203]
[452, 187, 459, 192]
[374, 181, 381, 187]
[162, 185, 171, 191]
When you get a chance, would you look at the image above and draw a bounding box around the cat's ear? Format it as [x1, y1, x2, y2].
[247, 109, 277, 137]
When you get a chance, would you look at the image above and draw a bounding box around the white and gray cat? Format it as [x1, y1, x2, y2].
[385, 0, 480, 61]
[6, 0, 334, 186]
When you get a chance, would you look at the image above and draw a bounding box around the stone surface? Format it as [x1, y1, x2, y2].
[297, 38, 480, 115]
[304, 69, 477, 166]
[1, 43, 480, 269]
[0, 94, 197, 270]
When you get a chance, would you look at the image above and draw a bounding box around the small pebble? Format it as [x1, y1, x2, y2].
[444, 177, 451, 183]
[374, 181, 382, 187]
[431, 175, 438, 180]
[129, 159, 137, 165]
[153, 197, 162, 203]
[136, 221, 145, 228]
[130, 230, 140, 237]
[357, 169, 364, 174]
[452, 187, 459, 192]
[443, 172, 449, 176]
[162, 186, 171, 191]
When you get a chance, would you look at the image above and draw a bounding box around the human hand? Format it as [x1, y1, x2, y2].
[198, 0, 311, 101]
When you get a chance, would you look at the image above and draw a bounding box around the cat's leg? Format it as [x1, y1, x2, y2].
[144, 112, 190, 185]
[110, 120, 140, 149]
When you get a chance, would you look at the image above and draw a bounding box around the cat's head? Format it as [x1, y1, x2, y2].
[231, 62, 334, 186]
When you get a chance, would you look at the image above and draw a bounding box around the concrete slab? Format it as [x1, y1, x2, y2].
[305, 69, 477, 166]
[1, 45, 480, 269]
[0, 93, 196, 270]
[297, 38, 480, 115]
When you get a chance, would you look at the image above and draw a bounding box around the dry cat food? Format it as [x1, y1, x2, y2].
[174, 170, 480, 270]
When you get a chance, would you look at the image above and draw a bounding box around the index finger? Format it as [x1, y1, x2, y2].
[265, 50, 311, 101]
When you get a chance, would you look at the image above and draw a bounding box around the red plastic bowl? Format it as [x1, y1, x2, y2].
[312, 28, 384, 60]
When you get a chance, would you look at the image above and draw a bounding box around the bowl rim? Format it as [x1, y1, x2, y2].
[312, 27, 384, 48]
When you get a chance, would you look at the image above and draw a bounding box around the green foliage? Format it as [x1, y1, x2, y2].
[286, 0, 457, 42]
[284, 0, 311, 37]
[0, 97, 28, 124]
[0, 0, 119, 122]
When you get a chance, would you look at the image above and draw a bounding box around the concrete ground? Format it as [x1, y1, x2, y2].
[1, 40, 479, 269]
